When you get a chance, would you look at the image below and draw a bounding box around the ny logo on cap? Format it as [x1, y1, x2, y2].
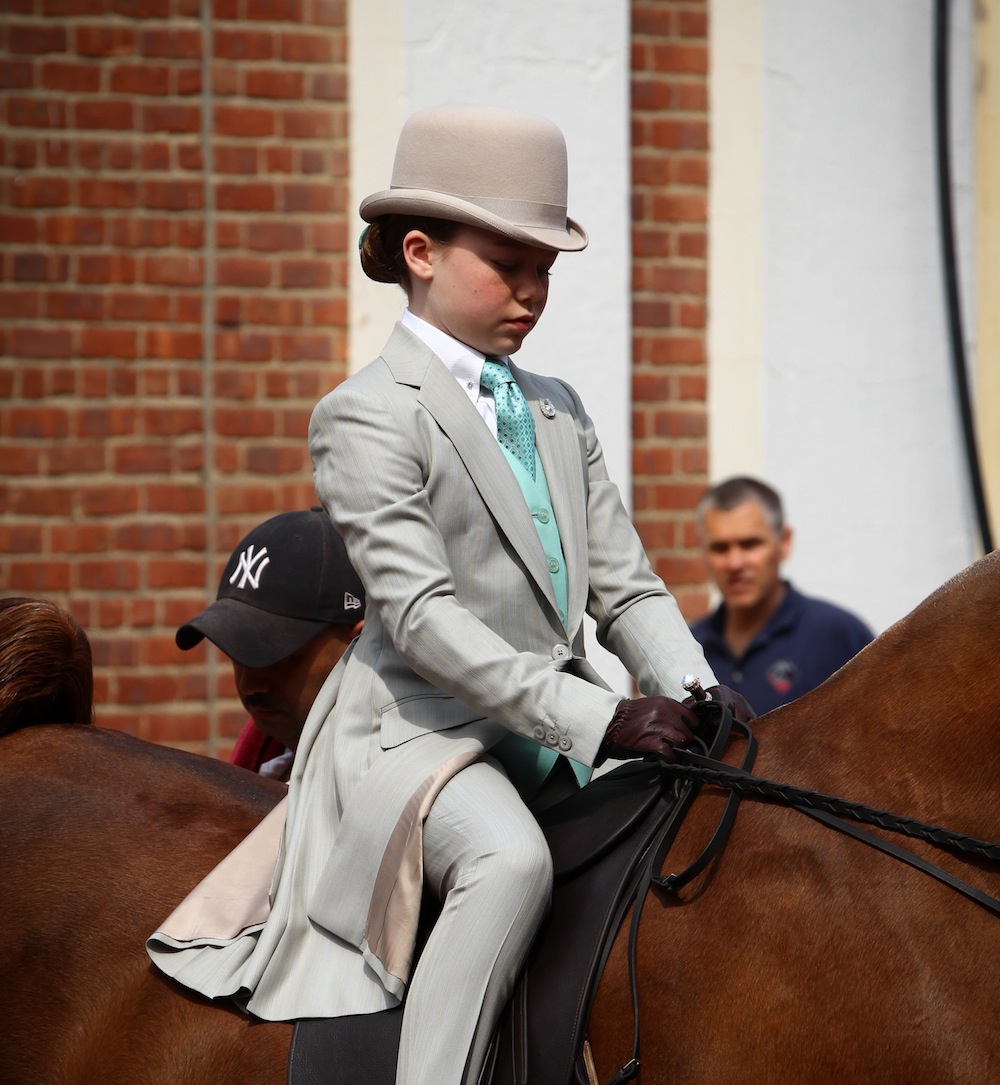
[230, 544, 270, 590]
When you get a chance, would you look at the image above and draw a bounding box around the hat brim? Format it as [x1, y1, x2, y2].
[175, 598, 330, 669]
[359, 189, 588, 253]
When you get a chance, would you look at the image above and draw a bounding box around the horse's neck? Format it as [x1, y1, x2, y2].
[756, 555, 1000, 838]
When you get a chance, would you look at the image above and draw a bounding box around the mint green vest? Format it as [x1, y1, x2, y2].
[490, 444, 592, 796]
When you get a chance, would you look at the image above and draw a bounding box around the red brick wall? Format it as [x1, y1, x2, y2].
[1, 1, 349, 753]
[631, 0, 712, 620]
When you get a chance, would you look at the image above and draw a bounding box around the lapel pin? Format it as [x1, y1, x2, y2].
[540, 399, 556, 419]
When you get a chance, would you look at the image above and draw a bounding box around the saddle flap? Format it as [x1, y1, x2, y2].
[288, 1006, 402, 1085]
[538, 760, 665, 881]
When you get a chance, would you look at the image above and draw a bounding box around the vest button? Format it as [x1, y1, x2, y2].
[535, 509, 550, 524]
[548, 557, 560, 573]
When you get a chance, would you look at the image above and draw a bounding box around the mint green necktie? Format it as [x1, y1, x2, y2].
[480, 359, 536, 479]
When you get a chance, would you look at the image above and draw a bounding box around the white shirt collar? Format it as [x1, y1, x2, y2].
[400, 309, 508, 433]
[401, 309, 511, 382]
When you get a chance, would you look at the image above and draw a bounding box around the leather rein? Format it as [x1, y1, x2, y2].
[593, 702, 1000, 1085]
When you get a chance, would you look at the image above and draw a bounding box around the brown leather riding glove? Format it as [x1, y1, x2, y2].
[686, 684, 757, 724]
[598, 696, 698, 764]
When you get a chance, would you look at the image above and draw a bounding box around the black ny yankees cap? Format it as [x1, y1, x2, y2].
[176, 508, 365, 668]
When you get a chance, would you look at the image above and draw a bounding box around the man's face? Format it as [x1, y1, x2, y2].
[231, 623, 359, 750]
[700, 500, 791, 614]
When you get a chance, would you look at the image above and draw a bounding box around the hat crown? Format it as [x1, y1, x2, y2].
[390, 105, 569, 212]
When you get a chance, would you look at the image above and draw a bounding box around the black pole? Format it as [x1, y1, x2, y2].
[933, 0, 994, 553]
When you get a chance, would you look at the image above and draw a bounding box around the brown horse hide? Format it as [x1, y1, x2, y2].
[0, 726, 291, 1085]
[587, 550, 1000, 1084]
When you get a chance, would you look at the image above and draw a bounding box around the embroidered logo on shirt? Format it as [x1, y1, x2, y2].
[229, 545, 270, 590]
[344, 592, 362, 611]
[766, 659, 798, 696]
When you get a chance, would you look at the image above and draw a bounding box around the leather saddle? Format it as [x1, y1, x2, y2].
[286, 754, 693, 1085]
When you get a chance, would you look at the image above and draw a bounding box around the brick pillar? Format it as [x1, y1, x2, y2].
[631, 0, 711, 620]
[0, 2, 349, 753]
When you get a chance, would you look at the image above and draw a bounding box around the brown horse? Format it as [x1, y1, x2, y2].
[2, 551, 1000, 1084]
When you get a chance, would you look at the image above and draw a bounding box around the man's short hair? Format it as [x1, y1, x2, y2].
[176, 508, 365, 668]
[695, 476, 785, 534]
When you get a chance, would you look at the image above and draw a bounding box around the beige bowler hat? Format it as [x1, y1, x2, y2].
[360, 105, 588, 252]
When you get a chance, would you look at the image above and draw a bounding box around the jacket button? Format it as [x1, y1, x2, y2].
[532, 725, 546, 740]
[558, 737, 572, 752]
[545, 732, 559, 746]
[552, 645, 570, 661]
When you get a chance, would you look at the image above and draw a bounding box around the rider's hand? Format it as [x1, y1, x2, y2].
[598, 696, 698, 764]
[688, 684, 757, 724]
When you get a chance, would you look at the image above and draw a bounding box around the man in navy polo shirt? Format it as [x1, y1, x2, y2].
[690, 477, 874, 715]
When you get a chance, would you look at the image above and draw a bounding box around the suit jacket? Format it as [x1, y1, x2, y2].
[146, 324, 716, 1021]
[306, 323, 715, 968]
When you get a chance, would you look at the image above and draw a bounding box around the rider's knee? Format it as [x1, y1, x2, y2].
[495, 827, 553, 901]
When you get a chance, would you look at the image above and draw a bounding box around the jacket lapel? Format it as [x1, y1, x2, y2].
[380, 325, 558, 612]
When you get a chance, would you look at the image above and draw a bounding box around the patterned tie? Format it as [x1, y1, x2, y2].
[480, 359, 536, 479]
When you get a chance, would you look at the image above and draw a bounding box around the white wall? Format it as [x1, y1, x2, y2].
[711, 0, 980, 634]
[350, 0, 632, 691]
